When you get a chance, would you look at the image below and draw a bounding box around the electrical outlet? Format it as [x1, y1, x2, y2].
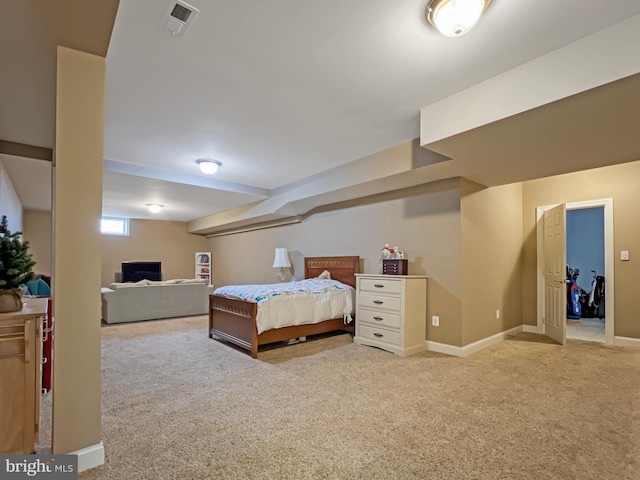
[496, 309, 500, 319]
[432, 315, 440, 327]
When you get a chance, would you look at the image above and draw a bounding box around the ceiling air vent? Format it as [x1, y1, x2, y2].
[158, 0, 200, 39]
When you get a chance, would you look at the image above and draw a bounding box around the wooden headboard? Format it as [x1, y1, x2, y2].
[304, 256, 360, 288]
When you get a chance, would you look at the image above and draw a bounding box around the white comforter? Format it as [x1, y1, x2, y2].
[213, 279, 354, 334]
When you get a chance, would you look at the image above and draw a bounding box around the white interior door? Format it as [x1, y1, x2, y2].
[544, 203, 567, 345]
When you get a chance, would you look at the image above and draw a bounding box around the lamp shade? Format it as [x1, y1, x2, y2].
[272, 248, 291, 268]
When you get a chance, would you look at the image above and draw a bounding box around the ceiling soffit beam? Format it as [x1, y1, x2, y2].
[420, 13, 640, 147]
[0, 141, 52, 162]
[188, 140, 452, 235]
[103, 158, 270, 197]
[271, 142, 449, 197]
[204, 216, 303, 238]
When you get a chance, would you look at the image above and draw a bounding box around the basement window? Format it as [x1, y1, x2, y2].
[100, 217, 129, 236]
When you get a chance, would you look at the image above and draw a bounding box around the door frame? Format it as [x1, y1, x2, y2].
[536, 198, 614, 344]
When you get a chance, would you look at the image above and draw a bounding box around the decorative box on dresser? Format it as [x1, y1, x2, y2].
[354, 274, 427, 356]
[0, 297, 47, 454]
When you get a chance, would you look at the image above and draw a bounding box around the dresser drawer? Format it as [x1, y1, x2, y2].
[358, 294, 401, 311]
[359, 277, 402, 295]
[357, 308, 401, 329]
[358, 324, 401, 346]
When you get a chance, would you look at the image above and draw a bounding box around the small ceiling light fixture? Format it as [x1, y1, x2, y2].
[197, 158, 222, 175]
[146, 203, 164, 213]
[427, 0, 491, 38]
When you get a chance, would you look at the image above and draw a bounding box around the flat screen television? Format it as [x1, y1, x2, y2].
[121, 261, 162, 283]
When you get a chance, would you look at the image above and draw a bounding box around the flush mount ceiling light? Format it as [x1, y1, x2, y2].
[196, 158, 222, 175]
[146, 203, 164, 213]
[427, 0, 492, 37]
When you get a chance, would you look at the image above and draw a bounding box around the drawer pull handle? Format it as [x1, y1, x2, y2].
[373, 332, 384, 338]
[373, 300, 383, 305]
[374, 284, 385, 288]
[373, 316, 383, 321]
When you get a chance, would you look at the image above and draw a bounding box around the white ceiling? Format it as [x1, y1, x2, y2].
[3, 0, 640, 225]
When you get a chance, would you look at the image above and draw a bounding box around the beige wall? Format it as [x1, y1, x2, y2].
[23, 209, 52, 277]
[210, 179, 464, 346]
[52, 47, 103, 454]
[101, 219, 210, 287]
[209, 178, 529, 348]
[522, 159, 640, 338]
[461, 180, 523, 346]
[208, 159, 640, 348]
[0, 159, 23, 231]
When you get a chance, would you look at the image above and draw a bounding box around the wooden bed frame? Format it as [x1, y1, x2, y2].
[208, 256, 360, 358]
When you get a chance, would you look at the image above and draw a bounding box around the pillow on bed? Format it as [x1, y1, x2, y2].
[317, 270, 331, 279]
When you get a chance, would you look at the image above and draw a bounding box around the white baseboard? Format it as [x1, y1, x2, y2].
[614, 336, 640, 348]
[71, 441, 104, 473]
[402, 344, 428, 356]
[426, 340, 464, 357]
[461, 325, 523, 357]
[427, 325, 524, 358]
[428, 328, 640, 355]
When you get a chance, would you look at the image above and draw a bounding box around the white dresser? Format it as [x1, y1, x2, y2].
[354, 274, 427, 356]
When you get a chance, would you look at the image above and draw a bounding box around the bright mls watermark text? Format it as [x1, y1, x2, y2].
[1, 455, 77, 479]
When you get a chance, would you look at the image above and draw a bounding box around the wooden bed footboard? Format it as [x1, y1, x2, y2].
[209, 255, 360, 358]
[209, 295, 259, 357]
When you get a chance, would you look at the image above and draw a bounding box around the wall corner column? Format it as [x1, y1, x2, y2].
[52, 46, 104, 465]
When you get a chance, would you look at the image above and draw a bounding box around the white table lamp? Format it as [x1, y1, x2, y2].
[272, 248, 291, 282]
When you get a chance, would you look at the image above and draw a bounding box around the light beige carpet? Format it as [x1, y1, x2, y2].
[42, 316, 640, 479]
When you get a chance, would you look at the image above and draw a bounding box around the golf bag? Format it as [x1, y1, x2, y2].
[566, 266, 581, 319]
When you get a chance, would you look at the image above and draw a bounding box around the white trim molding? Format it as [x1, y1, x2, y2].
[523, 325, 541, 334]
[71, 441, 105, 473]
[460, 326, 523, 357]
[426, 340, 464, 357]
[427, 325, 524, 358]
[614, 336, 640, 348]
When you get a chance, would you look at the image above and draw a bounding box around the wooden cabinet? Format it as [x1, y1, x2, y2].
[0, 298, 47, 454]
[354, 274, 427, 356]
[195, 252, 212, 285]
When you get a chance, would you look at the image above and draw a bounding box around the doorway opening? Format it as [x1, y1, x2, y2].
[536, 198, 614, 345]
[566, 207, 605, 343]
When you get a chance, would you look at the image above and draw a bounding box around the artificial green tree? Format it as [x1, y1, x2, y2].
[0, 215, 36, 290]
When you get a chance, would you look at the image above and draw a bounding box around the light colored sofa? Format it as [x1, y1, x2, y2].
[101, 279, 215, 324]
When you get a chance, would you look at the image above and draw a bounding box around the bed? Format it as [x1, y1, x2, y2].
[208, 256, 360, 358]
